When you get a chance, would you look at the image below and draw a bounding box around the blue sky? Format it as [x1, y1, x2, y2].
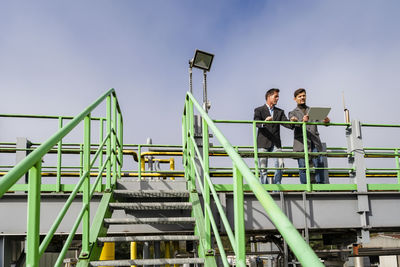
[1, 1, 400, 149]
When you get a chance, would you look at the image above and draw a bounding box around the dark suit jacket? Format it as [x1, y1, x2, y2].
[288, 105, 323, 152]
[253, 104, 291, 149]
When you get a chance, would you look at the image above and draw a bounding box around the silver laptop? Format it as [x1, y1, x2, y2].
[307, 107, 331, 122]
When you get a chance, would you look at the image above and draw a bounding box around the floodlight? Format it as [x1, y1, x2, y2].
[191, 50, 214, 72]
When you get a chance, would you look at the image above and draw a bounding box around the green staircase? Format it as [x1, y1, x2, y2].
[0, 89, 326, 267]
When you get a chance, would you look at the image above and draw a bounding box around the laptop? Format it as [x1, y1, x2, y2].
[307, 107, 331, 122]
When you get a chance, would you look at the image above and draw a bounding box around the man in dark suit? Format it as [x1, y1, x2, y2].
[289, 88, 330, 184]
[254, 88, 291, 184]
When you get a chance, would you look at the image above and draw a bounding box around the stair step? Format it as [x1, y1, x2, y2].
[90, 258, 204, 266]
[98, 235, 199, 243]
[113, 190, 190, 198]
[104, 217, 196, 225]
[109, 202, 192, 210]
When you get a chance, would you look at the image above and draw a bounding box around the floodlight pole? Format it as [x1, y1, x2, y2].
[203, 70, 208, 113]
[189, 61, 193, 94]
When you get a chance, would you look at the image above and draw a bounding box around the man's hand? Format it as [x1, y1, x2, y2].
[265, 116, 273, 121]
[303, 115, 309, 122]
[290, 116, 298, 122]
[323, 117, 330, 123]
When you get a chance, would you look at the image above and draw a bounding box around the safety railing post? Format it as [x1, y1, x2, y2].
[56, 117, 63, 192]
[79, 144, 84, 177]
[81, 114, 91, 258]
[188, 98, 196, 190]
[182, 102, 188, 182]
[396, 148, 400, 187]
[252, 122, 259, 179]
[97, 118, 104, 192]
[202, 117, 211, 250]
[137, 145, 142, 180]
[112, 94, 117, 185]
[233, 162, 246, 265]
[26, 160, 42, 267]
[106, 95, 112, 191]
[302, 122, 312, 192]
[118, 111, 123, 179]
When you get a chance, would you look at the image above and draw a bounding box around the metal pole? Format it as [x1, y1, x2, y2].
[301, 122, 312, 192]
[233, 163, 246, 266]
[154, 241, 161, 267]
[253, 122, 260, 178]
[81, 114, 91, 258]
[203, 70, 208, 113]
[106, 95, 112, 191]
[143, 241, 150, 267]
[26, 160, 42, 267]
[97, 118, 104, 192]
[189, 62, 193, 94]
[202, 117, 211, 251]
[56, 117, 63, 192]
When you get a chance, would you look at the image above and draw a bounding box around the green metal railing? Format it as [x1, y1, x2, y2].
[0, 89, 123, 267]
[182, 92, 324, 267]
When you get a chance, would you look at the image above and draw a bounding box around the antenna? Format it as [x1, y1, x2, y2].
[342, 91, 350, 123]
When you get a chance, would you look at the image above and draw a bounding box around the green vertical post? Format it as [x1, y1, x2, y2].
[182, 100, 190, 184]
[138, 145, 142, 180]
[97, 118, 104, 192]
[182, 114, 187, 180]
[26, 160, 42, 267]
[106, 95, 112, 191]
[79, 144, 84, 178]
[118, 112, 123, 179]
[56, 117, 63, 192]
[81, 114, 91, 258]
[396, 149, 400, 186]
[252, 122, 259, 178]
[188, 98, 196, 191]
[202, 117, 211, 250]
[302, 122, 311, 192]
[233, 163, 246, 265]
[112, 95, 117, 185]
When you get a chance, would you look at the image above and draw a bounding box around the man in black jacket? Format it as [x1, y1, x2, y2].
[254, 88, 291, 184]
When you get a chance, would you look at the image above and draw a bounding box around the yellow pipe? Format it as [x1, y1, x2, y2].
[130, 242, 137, 267]
[99, 242, 115, 267]
[140, 151, 183, 157]
[170, 157, 175, 180]
[165, 241, 171, 267]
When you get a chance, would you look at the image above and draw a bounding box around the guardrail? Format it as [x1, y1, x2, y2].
[182, 92, 324, 267]
[0, 89, 123, 267]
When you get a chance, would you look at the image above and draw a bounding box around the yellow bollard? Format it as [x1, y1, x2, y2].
[165, 241, 171, 267]
[99, 242, 115, 267]
[130, 242, 137, 267]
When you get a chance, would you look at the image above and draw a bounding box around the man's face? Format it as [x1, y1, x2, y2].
[267, 92, 279, 106]
[294, 92, 306, 105]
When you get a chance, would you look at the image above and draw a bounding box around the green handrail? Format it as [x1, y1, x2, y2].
[183, 92, 324, 267]
[0, 88, 123, 267]
[0, 89, 121, 197]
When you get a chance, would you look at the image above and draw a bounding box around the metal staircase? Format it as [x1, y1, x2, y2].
[2, 89, 400, 266]
[89, 180, 205, 266]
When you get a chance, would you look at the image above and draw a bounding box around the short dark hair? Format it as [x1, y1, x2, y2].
[265, 88, 280, 100]
[294, 88, 306, 98]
